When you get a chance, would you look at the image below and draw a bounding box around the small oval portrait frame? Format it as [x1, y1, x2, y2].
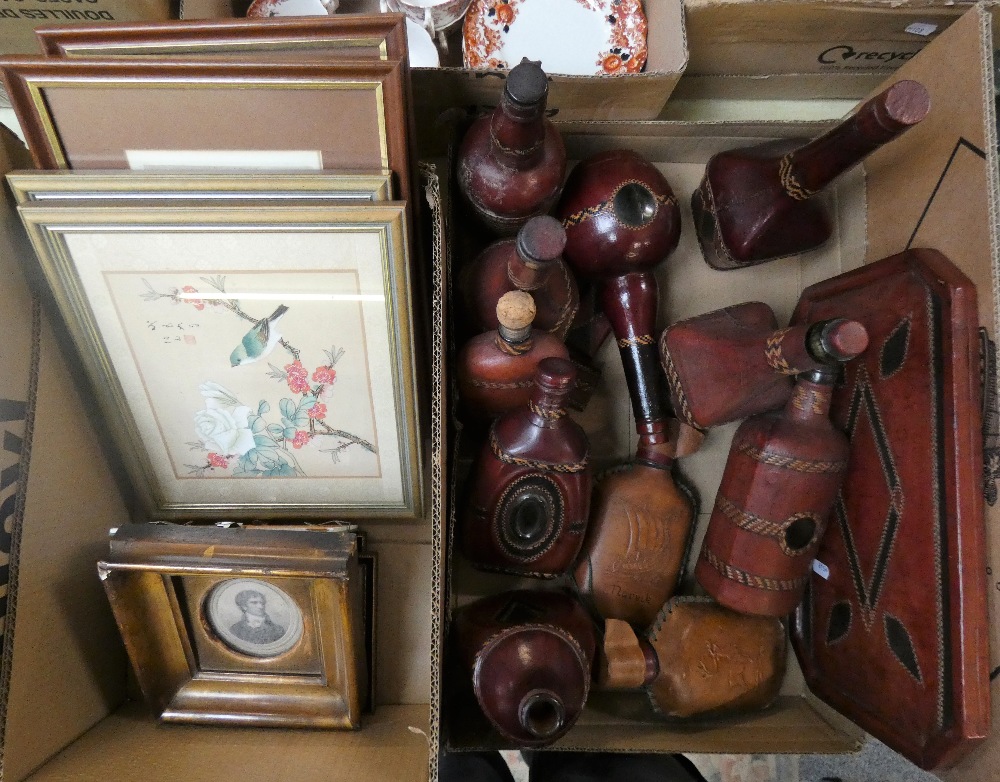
[206, 578, 304, 658]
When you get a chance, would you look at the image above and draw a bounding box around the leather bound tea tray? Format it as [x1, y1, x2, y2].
[790, 248, 990, 770]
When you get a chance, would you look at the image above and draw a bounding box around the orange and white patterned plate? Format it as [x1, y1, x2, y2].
[463, 0, 647, 75]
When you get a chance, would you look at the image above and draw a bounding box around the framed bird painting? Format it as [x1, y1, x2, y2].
[14, 197, 424, 520]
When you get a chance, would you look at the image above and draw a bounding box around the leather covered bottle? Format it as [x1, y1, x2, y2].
[456, 59, 566, 236]
[460, 357, 591, 577]
[597, 598, 786, 719]
[458, 215, 579, 339]
[452, 589, 597, 746]
[692, 79, 930, 269]
[696, 358, 865, 617]
[456, 290, 569, 421]
[558, 150, 696, 627]
[660, 302, 870, 430]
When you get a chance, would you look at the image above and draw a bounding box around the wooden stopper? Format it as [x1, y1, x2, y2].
[597, 618, 650, 690]
[879, 79, 931, 128]
[497, 290, 537, 331]
[822, 319, 869, 361]
[518, 215, 567, 265]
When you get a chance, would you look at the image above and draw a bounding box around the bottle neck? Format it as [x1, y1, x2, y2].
[783, 374, 835, 422]
[490, 95, 546, 171]
[508, 253, 553, 291]
[527, 385, 570, 427]
[496, 324, 533, 355]
[783, 102, 914, 197]
[634, 426, 675, 469]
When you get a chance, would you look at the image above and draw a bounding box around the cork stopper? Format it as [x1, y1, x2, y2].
[517, 215, 567, 265]
[497, 290, 536, 332]
[505, 58, 548, 106]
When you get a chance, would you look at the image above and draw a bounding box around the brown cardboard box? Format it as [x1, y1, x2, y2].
[0, 3, 996, 782]
[180, 0, 689, 124]
[438, 1, 999, 777]
[0, 0, 173, 58]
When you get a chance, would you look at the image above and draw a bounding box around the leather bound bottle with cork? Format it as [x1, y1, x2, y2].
[660, 302, 871, 430]
[696, 326, 868, 617]
[456, 290, 569, 421]
[692, 79, 930, 269]
[451, 589, 596, 747]
[556, 149, 698, 628]
[458, 215, 579, 340]
[460, 357, 591, 578]
[456, 58, 566, 236]
[596, 597, 786, 719]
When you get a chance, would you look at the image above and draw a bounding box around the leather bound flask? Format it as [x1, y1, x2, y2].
[458, 215, 579, 340]
[456, 290, 569, 421]
[460, 357, 590, 577]
[456, 59, 566, 235]
[452, 589, 597, 746]
[597, 598, 786, 719]
[696, 368, 860, 617]
[692, 79, 930, 269]
[660, 302, 870, 430]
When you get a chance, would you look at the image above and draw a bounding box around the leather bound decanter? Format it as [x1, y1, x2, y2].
[557, 150, 696, 627]
[660, 302, 870, 430]
[692, 79, 930, 269]
[456, 290, 569, 421]
[458, 215, 579, 339]
[597, 598, 786, 719]
[696, 334, 867, 617]
[456, 59, 566, 236]
[452, 589, 597, 746]
[460, 357, 591, 577]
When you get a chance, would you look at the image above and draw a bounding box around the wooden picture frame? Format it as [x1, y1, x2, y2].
[100, 524, 368, 728]
[33, 14, 408, 62]
[0, 57, 413, 207]
[16, 198, 424, 520]
[6, 169, 394, 203]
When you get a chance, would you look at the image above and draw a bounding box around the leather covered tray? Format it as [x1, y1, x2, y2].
[790, 248, 990, 770]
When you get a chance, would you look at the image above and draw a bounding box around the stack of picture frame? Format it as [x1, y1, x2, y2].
[0, 13, 427, 729]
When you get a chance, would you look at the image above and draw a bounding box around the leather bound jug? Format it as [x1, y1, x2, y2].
[456, 59, 566, 236]
[456, 290, 569, 421]
[597, 598, 786, 719]
[460, 357, 591, 577]
[696, 361, 864, 617]
[452, 589, 597, 746]
[660, 302, 869, 430]
[692, 79, 930, 269]
[557, 150, 696, 627]
[458, 215, 579, 340]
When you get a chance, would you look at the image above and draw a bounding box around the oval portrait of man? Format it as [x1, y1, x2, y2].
[206, 578, 303, 658]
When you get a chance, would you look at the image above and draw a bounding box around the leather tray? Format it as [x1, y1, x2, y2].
[789, 248, 990, 770]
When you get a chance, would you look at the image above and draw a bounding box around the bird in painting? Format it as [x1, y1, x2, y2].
[230, 304, 289, 367]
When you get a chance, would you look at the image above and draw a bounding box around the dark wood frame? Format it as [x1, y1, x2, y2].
[34, 14, 407, 62]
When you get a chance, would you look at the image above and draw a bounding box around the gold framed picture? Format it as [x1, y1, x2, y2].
[100, 523, 368, 728]
[16, 198, 424, 519]
[6, 170, 394, 203]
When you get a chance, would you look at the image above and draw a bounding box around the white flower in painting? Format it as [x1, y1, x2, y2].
[194, 382, 255, 456]
[199, 381, 241, 409]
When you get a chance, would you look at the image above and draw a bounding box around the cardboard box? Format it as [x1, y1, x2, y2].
[180, 0, 689, 126]
[0, 4, 996, 782]
[437, 2, 1000, 778]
